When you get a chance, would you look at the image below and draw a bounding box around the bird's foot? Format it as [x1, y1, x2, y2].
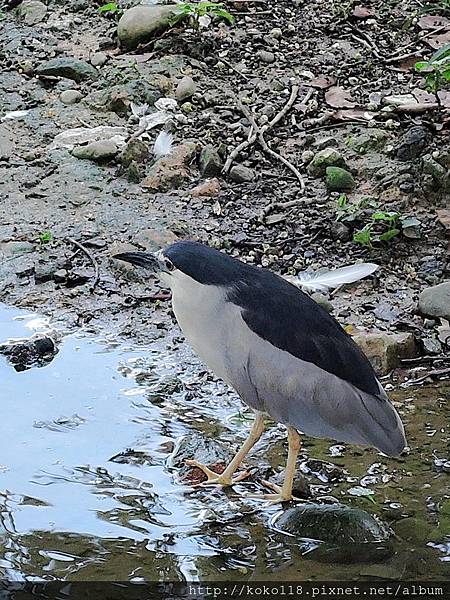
[186, 459, 250, 487]
[237, 480, 297, 505]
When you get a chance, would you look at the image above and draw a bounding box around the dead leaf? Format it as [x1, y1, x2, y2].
[310, 75, 336, 89]
[437, 209, 450, 231]
[418, 15, 450, 30]
[397, 54, 424, 71]
[352, 6, 375, 18]
[333, 109, 376, 121]
[427, 31, 450, 49]
[325, 86, 356, 108]
[437, 90, 450, 108]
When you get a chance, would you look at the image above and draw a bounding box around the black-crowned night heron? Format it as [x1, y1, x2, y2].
[115, 241, 406, 504]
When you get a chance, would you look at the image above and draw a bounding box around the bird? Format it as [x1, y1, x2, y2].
[114, 240, 406, 504]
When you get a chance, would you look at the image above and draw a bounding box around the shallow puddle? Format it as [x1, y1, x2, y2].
[0, 304, 448, 581]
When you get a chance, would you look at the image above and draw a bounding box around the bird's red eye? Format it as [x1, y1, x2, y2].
[165, 258, 175, 272]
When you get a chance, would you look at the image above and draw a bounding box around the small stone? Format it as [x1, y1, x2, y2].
[330, 221, 351, 241]
[176, 76, 196, 102]
[396, 126, 432, 161]
[352, 331, 417, 374]
[72, 140, 119, 161]
[59, 89, 83, 105]
[181, 102, 194, 113]
[326, 166, 355, 192]
[257, 50, 275, 63]
[419, 282, 450, 321]
[34, 263, 56, 283]
[90, 52, 108, 67]
[118, 5, 182, 50]
[307, 148, 346, 178]
[422, 154, 450, 191]
[53, 269, 68, 283]
[301, 150, 314, 164]
[191, 178, 221, 197]
[119, 139, 150, 167]
[199, 145, 222, 177]
[311, 292, 333, 313]
[229, 164, 255, 183]
[270, 27, 283, 39]
[16, 0, 47, 25]
[313, 137, 338, 150]
[35, 57, 98, 82]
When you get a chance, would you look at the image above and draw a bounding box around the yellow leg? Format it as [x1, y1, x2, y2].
[246, 427, 301, 505]
[186, 412, 265, 487]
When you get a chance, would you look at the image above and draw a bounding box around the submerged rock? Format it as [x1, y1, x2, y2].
[168, 432, 232, 482]
[274, 503, 393, 563]
[118, 5, 181, 50]
[0, 336, 58, 372]
[35, 58, 98, 82]
[419, 282, 450, 321]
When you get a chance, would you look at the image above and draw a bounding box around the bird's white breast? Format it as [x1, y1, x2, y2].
[168, 272, 239, 384]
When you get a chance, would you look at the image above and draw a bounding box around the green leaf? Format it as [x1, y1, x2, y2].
[353, 225, 372, 247]
[378, 228, 400, 242]
[415, 61, 430, 72]
[98, 2, 118, 13]
[211, 7, 234, 23]
[337, 193, 348, 209]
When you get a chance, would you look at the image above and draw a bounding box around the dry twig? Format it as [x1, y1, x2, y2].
[66, 237, 100, 291]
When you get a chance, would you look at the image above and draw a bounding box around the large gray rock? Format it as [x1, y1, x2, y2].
[16, 0, 47, 25]
[118, 5, 181, 50]
[419, 282, 450, 320]
[274, 503, 393, 563]
[72, 140, 119, 162]
[36, 58, 98, 82]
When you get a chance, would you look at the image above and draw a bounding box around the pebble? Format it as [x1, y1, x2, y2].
[229, 164, 255, 183]
[59, 89, 83, 105]
[90, 52, 108, 67]
[176, 76, 196, 102]
[199, 145, 222, 177]
[419, 282, 450, 321]
[257, 50, 275, 63]
[326, 166, 355, 192]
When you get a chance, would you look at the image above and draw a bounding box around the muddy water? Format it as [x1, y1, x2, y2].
[0, 304, 448, 581]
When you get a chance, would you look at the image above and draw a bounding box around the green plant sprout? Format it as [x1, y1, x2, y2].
[98, 2, 122, 18]
[171, 1, 234, 32]
[416, 44, 450, 93]
[38, 231, 53, 244]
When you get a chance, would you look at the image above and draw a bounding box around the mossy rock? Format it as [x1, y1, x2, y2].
[326, 166, 355, 191]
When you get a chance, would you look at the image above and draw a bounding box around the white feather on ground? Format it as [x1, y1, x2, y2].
[285, 263, 379, 292]
[153, 131, 174, 159]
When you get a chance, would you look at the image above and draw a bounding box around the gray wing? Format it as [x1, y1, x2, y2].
[228, 315, 406, 457]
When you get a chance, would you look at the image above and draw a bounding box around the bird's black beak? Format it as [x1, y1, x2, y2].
[113, 251, 161, 272]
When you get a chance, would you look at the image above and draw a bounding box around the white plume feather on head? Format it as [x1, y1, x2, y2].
[153, 130, 174, 159]
[285, 263, 379, 292]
